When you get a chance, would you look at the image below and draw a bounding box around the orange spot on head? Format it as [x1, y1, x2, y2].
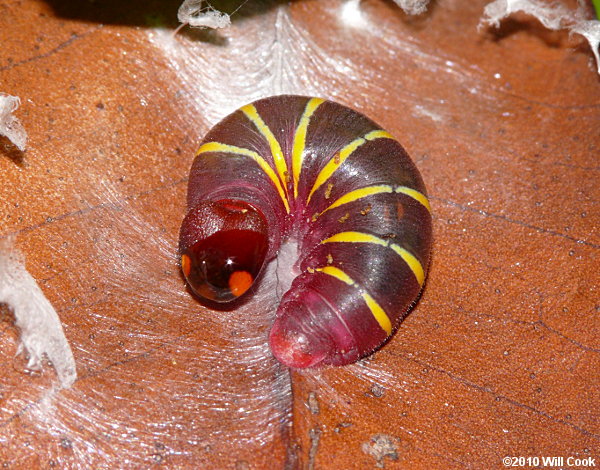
[228, 270, 254, 297]
[181, 254, 191, 277]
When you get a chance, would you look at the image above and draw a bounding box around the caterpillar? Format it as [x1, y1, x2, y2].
[179, 95, 432, 368]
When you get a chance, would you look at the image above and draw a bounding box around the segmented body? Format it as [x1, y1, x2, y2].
[181, 95, 432, 368]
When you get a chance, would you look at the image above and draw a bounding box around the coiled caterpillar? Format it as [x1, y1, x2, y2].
[179, 95, 432, 368]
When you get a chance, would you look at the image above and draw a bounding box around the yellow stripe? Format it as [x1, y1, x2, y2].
[307, 130, 394, 204]
[316, 265, 354, 285]
[241, 104, 289, 199]
[316, 266, 392, 335]
[389, 245, 425, 286]
[395, 187, 431, 212]
[320, 185, 393, 214]
[197, 142, 290, 213]
[323, 231, 386, 246]
[361, 292, 392, 335]
[321, 231, 425, 286]
[292, 98, 325, 199]
[319, 184, 430, 216]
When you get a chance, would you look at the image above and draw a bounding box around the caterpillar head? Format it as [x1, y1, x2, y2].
[179, 199, 268, 303]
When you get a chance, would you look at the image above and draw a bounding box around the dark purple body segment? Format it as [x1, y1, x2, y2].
[180, 95, 433, 368]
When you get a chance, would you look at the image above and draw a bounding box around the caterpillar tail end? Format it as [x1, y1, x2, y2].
[269, 313, 332, 369]
[269, 289, 358, 369]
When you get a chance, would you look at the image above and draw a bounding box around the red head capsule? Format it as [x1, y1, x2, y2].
[179, 199, 268, 303]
